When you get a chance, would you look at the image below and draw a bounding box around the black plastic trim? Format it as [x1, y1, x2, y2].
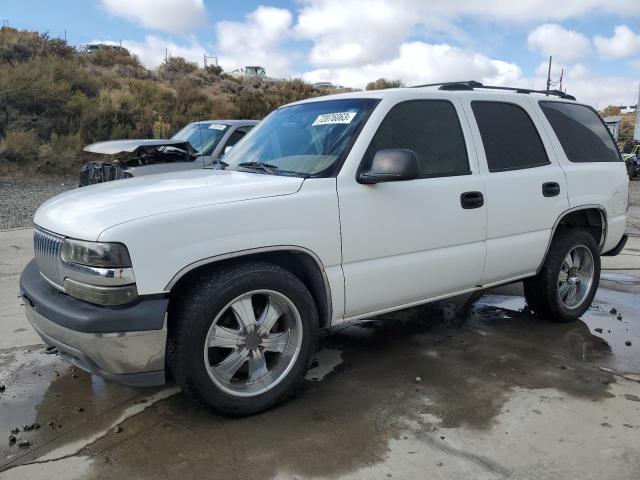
[487, 162, 552, 173]
[542, 181, 561, 197]
[20, 259, 168, 333]
[602, 234, 628, 257]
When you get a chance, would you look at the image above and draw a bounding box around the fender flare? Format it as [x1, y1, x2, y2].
[536, 205, 607, 274]
[163, 245, 333, 321]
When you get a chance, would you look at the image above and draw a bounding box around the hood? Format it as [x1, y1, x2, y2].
[34, 169, 304, 240]
[84, 139, 195, 155]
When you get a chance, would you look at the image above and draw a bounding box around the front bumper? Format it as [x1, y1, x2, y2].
[20, 259, 168, 386]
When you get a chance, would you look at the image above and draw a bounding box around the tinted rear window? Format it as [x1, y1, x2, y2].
[471, 101, 550, 172]
[539, 102, 620, 163]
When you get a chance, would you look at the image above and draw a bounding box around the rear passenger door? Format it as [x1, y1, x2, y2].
[463, 99, 570, 285]
[338, 99, 487, 318]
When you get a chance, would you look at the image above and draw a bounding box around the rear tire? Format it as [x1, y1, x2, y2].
[167, 261, 319, 416]
[524, 229, 600, 323]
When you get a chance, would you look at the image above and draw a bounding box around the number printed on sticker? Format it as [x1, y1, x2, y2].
[312, 111, 357, 126]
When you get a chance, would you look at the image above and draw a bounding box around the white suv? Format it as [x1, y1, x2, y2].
[20, 81, 629, 415]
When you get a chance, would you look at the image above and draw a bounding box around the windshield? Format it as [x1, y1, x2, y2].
[223, 98, 379, 176]
[171, 123, 228, 156]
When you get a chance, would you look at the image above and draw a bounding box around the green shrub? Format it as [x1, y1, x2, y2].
[158, 56, 199, 83]
[88, 48, 142, 69]
[0, 27, 38, 63]
[36, 33, 75, 59]
[366, 78, 403, 90]
[0, 129, 40, 164]
[0, 27, 387, 175]
[38, 132, 83, 170]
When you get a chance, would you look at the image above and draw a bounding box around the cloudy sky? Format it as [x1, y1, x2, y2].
[4, 0, 640, 107]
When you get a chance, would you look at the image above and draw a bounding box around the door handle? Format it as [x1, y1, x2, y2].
[542, 182, 560, 197]
[460, 191, 484, 209]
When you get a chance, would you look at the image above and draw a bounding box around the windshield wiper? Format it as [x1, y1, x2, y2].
[237, 161, 279, 174]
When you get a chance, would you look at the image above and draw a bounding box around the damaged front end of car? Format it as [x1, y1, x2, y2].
[79, 139, 197, 186]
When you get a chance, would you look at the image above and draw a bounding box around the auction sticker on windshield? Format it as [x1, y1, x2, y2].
[208, 124, 227, 130]
[312, 111, 357, 126]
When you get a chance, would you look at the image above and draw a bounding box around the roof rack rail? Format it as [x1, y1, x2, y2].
[409, 80, 483, 89]
[409, 80, 576, 101]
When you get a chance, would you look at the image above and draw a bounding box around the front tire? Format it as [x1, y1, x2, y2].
[167, 262, 319, 416]
[524, 229, 600, 323]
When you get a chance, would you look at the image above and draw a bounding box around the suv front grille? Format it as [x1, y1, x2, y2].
[33, 227, 65, 288]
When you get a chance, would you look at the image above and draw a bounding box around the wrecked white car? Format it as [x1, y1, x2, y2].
[79, 120, 258, 185]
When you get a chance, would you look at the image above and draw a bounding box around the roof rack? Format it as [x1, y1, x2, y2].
[409, 80, 576, 101]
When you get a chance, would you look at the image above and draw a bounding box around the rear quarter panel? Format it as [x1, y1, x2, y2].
[531, 101, 628, 252]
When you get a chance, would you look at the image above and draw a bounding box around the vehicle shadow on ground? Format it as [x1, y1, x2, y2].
[2, 296, 623, 479]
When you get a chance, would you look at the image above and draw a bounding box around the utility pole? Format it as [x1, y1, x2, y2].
[165, 47, 168, 62]
[559, 68, 564, 92]
[546, 56, 552, 95]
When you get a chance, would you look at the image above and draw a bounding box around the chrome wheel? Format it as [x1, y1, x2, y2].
[204, 290, 303, 397]
[557, 245, 594, 309]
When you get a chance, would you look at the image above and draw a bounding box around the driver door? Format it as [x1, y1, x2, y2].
[337, 99, 487, 318]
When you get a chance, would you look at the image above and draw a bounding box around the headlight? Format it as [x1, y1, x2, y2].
[62, 239, 132, 268]
[61, 239, 137, 306]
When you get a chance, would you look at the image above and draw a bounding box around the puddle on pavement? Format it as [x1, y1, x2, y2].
[477, 288, 640, 374]
[305, 348, 343, 381]
[0, 344, 154, 469]
[1, 287, 635, 479]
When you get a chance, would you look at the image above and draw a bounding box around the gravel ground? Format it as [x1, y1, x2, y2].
[1, 176, 639, 230]
[0, 176, 76, 230]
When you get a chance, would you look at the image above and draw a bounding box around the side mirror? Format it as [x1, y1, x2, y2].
[358, 149, 420, 184]
[223, 145, 234, 154]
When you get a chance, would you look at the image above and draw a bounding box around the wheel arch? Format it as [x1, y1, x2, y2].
[537, 205, 607, 274]
[165, 246, 333, 329]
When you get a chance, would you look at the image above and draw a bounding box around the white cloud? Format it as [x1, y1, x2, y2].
[421, 0, 640, 22]
[93, 36, 209, 68]
[295, 0, 416, 67]
[300, 41, 524, 89]
[527, 24, 591, 62]
[215, 6, 293, 78]
[101, 0, 206, 33]
[594, 25, 640, 59]
[530, 61, 635, 106]
[94, 1, 640, 108]
[552, 75, 637, 108]
[299, 41, 637, 108]
[294, 0, 640, 69]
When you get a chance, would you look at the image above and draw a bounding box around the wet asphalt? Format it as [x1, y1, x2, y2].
[1, 215, 640, 479]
